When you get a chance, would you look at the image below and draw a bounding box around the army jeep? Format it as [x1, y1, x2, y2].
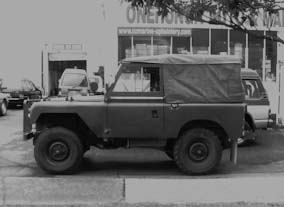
[23, 54, 245, 175]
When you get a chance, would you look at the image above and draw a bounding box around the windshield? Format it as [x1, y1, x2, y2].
[61, 73, 88, 87]
[2, 79, 35, 91]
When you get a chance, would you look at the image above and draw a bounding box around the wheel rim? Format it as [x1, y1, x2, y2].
[48, 141, 69, 161]
[1, 103, 6, 114]
[188, 142, 209, 162]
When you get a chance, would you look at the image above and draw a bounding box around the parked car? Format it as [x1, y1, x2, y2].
[0, 79, 9, 116]
[238, 68, 273, 145]
[23, 54, 245, 175]
[58, 68, 102, 96]
[2, 79, 42, 108]
[58, 69, 91, 96]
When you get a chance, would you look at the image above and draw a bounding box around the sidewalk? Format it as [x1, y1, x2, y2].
[1, 174, 284, 206]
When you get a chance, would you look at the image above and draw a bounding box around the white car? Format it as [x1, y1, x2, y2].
[239, 68, 273, 145]
[0, 79, 9, 116]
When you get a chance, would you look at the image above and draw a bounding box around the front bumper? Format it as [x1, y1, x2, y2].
[23, 100, 39, 140]
[23, 132, 35, 140]
[8, 97, 25, 105]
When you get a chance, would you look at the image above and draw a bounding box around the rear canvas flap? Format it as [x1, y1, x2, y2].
[163, 63, 244, 103]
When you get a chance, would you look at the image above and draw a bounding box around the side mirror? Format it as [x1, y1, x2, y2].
[90, 82, 98, 93]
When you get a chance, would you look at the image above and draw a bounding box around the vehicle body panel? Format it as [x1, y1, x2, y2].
[164, 103, 244, 139]
[27, 96, 106, 138]
[106, 98, 164, 138]
[241, 68, 271, 130]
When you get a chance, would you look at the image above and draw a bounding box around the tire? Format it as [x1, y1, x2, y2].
[0, 101, 7, 116]
[34, 127, 83, 174]
[173, 128, 222, 175]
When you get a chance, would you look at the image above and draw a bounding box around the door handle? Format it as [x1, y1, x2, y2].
[170, 103, 180, 110]
[152, 110, 158, 118]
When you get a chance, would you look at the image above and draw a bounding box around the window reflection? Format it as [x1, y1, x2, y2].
[266, 31, 277, 81]
[173, 37, 190, 54]
[211, 29, 228, 55]
[249, 31, 264, 78]
[153, 36, 171, 55]
[192, 29, 209, 54]
[113, 67, 160, 93]
[118, 36, 132, 61]
[230, 30, 246, 67]
[133, 36, 152, 57]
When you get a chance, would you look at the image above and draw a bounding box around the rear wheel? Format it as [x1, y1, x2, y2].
[34, 127, 83, 174]
[174, 128, 222, 175]
[0, 101, 7, 116]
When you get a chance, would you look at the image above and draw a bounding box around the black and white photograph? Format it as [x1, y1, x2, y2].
[0, 0, 284, 206]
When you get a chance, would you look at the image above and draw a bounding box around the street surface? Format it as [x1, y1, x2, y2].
[1, 109, 284, 178]
[2, 109, 284, 207]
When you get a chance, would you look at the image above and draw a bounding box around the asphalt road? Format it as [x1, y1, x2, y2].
[1, 109, 284, 178]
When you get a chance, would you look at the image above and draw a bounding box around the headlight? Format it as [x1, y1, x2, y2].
[19, 94, 24, 98]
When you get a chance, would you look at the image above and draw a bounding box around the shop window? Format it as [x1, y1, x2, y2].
[133, 36, 152, 57]
[173, 37, 190, 54]
[192, 29, 209, 54]
[265, 31, 277, 81]
[211, 29, 228, 55]
[230, 30, 246, 67]
[118, 36, 132, 61]
[153, 37, 170, 55]
[113, 67, 160, 93]
[249, 31, 264, 78]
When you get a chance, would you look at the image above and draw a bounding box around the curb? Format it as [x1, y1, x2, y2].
[1, 175, 284, 205]
[0, 177, 124, 206]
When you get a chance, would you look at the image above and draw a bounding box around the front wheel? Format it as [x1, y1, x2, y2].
[0, 101, 7, 116]
[174, 128, 222, 175]
[34, 127, 83, 174]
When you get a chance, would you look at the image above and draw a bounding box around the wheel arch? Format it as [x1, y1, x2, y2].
[35, 113, 98, 148]
[178, 119, 229, 148]
[245, 112, 256, 131]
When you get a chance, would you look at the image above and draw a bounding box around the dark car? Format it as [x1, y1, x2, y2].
[23, 54, 245, 175]
[3, 79, 42, 107]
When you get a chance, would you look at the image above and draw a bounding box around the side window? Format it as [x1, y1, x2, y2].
[242, 79, 261, 99]
[113, 66, 160, 93]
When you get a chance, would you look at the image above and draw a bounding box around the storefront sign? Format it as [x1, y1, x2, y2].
[118, 27, 191, 36]
[126, 5, 284, 28]
[126, 5, 193, 25]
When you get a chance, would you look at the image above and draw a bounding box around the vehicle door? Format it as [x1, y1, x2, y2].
[106, 64, 164, 138]
[242, 78, 270, 128]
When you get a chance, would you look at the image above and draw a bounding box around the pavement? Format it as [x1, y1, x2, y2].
[2, 110, 284, 206]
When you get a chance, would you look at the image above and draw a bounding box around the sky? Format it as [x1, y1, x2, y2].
[0, 0, 109, 86]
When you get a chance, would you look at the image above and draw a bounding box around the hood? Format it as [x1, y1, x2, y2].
[49, 95, 104, 102]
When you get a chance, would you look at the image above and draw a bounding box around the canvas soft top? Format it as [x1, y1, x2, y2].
[120, 54, 244, 103]
[122, 54, 241, 65]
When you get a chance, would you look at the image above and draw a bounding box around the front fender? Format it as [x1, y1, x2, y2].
[28, 100, 107, 138]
